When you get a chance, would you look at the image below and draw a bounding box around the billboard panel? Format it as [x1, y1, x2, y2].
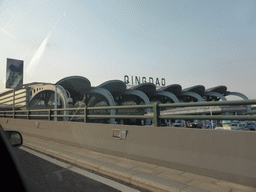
[6, 58, 24, 89]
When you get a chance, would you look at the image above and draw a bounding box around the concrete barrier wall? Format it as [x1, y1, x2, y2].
[1, 118, 256, 187]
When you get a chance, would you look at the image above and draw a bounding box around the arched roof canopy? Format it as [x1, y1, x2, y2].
[123, 90, 151, 105]
[225, 91, 251, 111]
[205, 85, 227, 94]
[157, 84, 182, 96]
[56, 76, 91, 103]
[204, 92, 227, 101]
[88, 87, 116, 124]
[182, 85, 205, 96]
[225, 91, 249, 100]
[98, 80, 126, 98]
[27, 84, 70, 121]
[28, 84, 69, 105]
[122, 90, 151, 125]
[23, 82, 49, 87]
[130, 83, 156, 96]
[179, 92, 204, 102]
[151, 91, 180, 103]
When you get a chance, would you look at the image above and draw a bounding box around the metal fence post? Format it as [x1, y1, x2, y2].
[153, 103, 160, 127]
[27, 110, 30, 120]
[48, 109, 51, 121]
[84, 107, 88, 123]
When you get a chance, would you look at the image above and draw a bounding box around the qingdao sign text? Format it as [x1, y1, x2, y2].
[124, 75, 166, 86]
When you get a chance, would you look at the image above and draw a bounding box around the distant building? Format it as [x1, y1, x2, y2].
[0, 76, 252, 124]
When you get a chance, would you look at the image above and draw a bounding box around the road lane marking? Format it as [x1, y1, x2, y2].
[20, 146, 140, 192]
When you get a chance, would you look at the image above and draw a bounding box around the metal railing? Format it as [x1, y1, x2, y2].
[0, 99, 256, 126]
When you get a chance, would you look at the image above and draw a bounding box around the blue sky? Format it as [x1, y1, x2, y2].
[0, 0, 255, 98]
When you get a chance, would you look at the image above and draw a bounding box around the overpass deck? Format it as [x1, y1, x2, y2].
[22, 134, 256, 192]
[2, 116, 256, 190]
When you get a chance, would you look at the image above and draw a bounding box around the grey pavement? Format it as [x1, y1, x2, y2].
[22, 135, 256, 192]
[15, 148, 122, 192]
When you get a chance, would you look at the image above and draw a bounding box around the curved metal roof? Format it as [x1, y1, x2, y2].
[205, 85, 227, 94]
[56, 76, 91, 96]
[23, 82, 52, 88]
[182, 85, 205, 95]
[98, 80, 126, 96]
[157, 84, 182, 96]
[130, 83, 156, 95]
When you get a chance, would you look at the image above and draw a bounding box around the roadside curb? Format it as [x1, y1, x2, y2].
[23, 142, 208, 192]
[22, 137, 256, 192]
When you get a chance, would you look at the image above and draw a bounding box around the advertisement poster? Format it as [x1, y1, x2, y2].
[6, 58, 24, 89]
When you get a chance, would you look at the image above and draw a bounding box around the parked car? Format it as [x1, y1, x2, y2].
[231, 123, 246, 130]
[189, 120, 202, 128]
[239, 125, 256, 131]
[173, 120, 183, 127]
[206, 122, 217, 129]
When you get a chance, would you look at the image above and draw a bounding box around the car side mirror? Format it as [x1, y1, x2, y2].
[4, 131, 23, 147]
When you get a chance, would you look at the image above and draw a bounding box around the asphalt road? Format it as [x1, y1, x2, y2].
[13, 147, 125, 192]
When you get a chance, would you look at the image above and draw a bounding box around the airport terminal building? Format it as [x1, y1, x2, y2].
[0, 76, 252, 125]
